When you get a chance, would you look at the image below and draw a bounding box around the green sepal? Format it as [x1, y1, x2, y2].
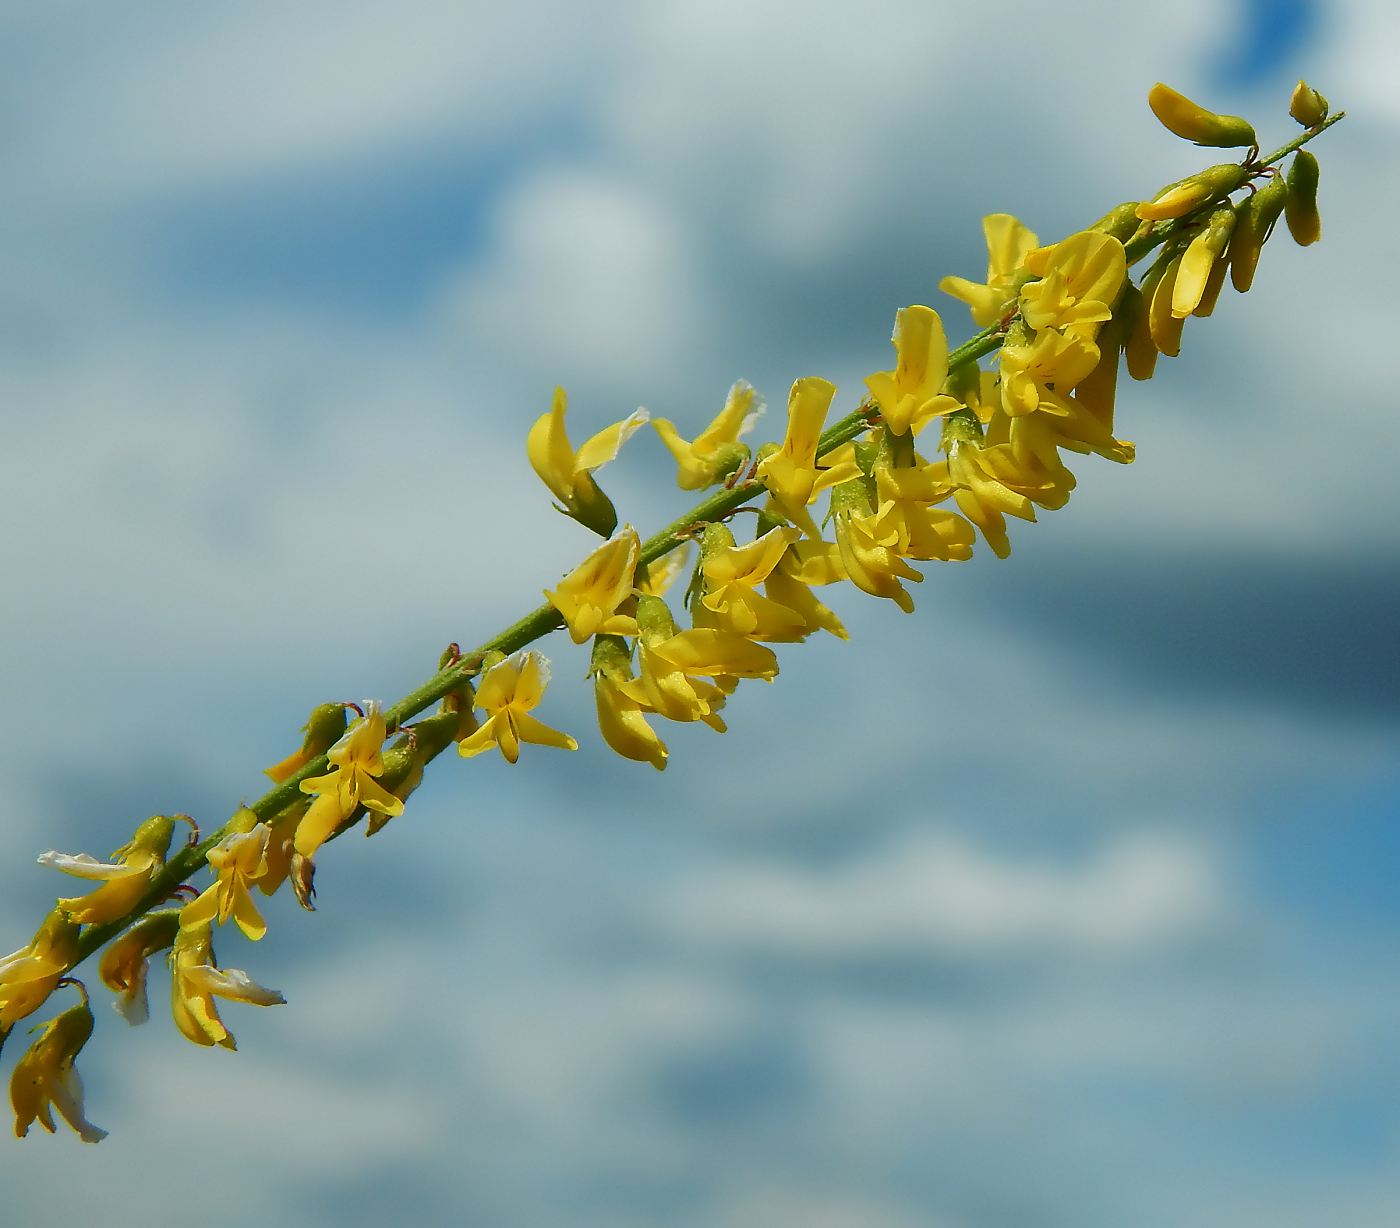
[1285, 151, 1321, 246]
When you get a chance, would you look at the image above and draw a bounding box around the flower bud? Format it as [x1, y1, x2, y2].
[1148, 83, 1257, 148]
[1227, 174, 1289, 292]
[1124, 268, 1163, 382]
[1089, 202, 1144, 243]
[1136, 164, 1247, 221]
[265, 702, 349, 783]
[1289, 80, 1328, 128]
[1172, 207, 1236, 318]
[1285, 151, 1321, 246]
[1148, 251, 1186, 357]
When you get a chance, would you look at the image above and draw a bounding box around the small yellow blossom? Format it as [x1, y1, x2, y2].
[1, 911, 80, 1031]
[756, 377, 857, 517]
[527, 386, 648, 537]
[545, 525, 641, 644]
[10, 981, 106, 1143]
[872, 467, 977, 562]
[180, 810, 272, 941]
[97, 910, 180, 1025]
[829, 479, 923, 612]
[863, 305, 961, 436]
[458, 651, 578, 764]
[170, 922, 285, 1050]
[296, 701, 404, 857]
[38, 814, 180, 927]
[1018, 232, 1126, 334]
[998, 328, 1101, 417]
[619, 596, 776, 729]
[591, 635, 668, 771]
[939, 214, 1040, 327]
[694, 524, 805, 640]
[265, 703, 349, 783]
[651, 380, 764, 490]
[1147, 83, 1256, 148]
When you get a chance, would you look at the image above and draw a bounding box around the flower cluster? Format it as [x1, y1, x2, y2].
[1, 80, 1337, 1141]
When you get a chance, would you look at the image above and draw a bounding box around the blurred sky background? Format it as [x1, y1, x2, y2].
[1, 1, 1398, 1225]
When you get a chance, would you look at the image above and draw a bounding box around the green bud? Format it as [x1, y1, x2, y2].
[1228, 174, 1289, 292]
[1137, 164, 1247, 221]
[1125, 266, 1165, 382]
[827, 475, 875, 518]
[754, 506, 790, 538]
[565, 474, 619, 538]
[1289, 80, 1328, 128]
[588, 633, 634, 682]
[114, 814, 176, 862]
[1089, 202, 1143, 243]
[226, 806, 260, 835]
[304, 702, 349, 755]
[945, 361, 983, 405]
[635, 594, 680, 640]
[1285, 151, 1321, 246]
[1148, 83, 1257, 148]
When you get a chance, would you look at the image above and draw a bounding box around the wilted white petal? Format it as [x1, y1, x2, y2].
[36, 850, 143, 881]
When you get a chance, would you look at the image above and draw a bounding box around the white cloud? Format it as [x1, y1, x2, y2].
[658, 829, 1221, 957]
[441, 167, 710, 385]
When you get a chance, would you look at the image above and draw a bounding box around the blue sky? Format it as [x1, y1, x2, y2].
[3, 2, 1400, 1226]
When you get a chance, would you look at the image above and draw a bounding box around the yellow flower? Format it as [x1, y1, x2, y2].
[939, 432, 1039, 559]
[939, 214, 1040, 327]
[651, 379, 764, 490]
[526, 386, 648, 537]
[619, 596, 777, 729]
[180, 810, 272, 941]
[265, 702, 349, 783]
[1, 910, 80, 1031]
[97, 910, 180, 1026]
[170, 922, 285, 1050]
[998, 327, 1101, 417]
[872, 466, 977, 562]
[829, 479, 923, 612]
[863, 305, 961, 436]
[694, 524, 806, 640]
[296, 701, 404, 856]
[38, 814, 180, 927]
[756, 377, 858, 517]
[10, 980, 106, 1143]
[1018, 232, 1126, 334]
[458, 651, 578, 764]
[591, 634, 668, 771]
[545, 525, 641, 644]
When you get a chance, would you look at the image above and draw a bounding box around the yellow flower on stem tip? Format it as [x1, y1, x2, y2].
[1, 911, 80, 1031]
[37, 814, 184, 927]
[872, 468, 977, 563]
[296, 701, 404, 857]
[695, 523, 806, 640]
[939, 214, 1040, 327]
[863, 305, 961, 436]
[591, 635, 668, 772]
[180, 810, 272, 941]
[98, 910, 180, 1026]
[10, 980, 106, 1143]
[1018, 232, 1127, 334]
[651, 379, 764, 490]
[458, 651, 578, 764]
[526, 387, 648, 537]
[170, 923, 285, 1051]
[755, 377, 857, 517]
[545, 525, 641, 644]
